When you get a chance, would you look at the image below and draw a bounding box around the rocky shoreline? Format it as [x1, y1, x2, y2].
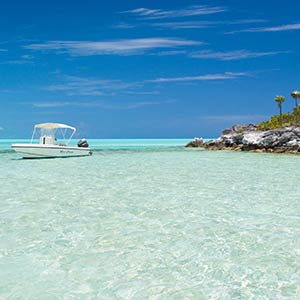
[186, 124, 300, 154]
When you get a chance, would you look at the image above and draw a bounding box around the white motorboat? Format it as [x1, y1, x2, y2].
[12, 123, 92, 159]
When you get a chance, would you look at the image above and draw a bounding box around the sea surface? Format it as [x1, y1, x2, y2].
[0, 139, 300, 299]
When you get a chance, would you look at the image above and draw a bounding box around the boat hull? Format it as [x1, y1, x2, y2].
[11, 144, 92, 159]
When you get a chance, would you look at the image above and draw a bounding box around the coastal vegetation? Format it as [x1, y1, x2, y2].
[257, 90, 300, 130]
[186, 89, 300, 155]
[274, 95, 285, 126]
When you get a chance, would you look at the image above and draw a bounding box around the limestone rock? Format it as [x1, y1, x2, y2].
[185, 137, 204, 148]
[186, 124, 300, 154]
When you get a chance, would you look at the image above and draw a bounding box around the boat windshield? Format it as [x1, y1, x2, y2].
[41, 128, 56, 138]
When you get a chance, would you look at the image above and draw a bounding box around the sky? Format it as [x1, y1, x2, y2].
[1, 0, 300, 138]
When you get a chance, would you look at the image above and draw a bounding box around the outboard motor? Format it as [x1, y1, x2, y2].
[77, 138, 89, 148]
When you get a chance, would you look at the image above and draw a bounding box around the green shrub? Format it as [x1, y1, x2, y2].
[257, 109, 300, 130]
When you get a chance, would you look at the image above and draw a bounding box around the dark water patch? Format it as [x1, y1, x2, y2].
[90, 146, 194, 155]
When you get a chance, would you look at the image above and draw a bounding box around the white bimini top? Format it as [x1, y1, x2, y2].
[34, 123, 76, 131]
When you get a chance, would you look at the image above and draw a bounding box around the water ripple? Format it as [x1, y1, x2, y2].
[0, 147, 300, 298]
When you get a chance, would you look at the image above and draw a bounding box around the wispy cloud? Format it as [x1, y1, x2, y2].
[151, 19, 266, 29]
[45, 72, 250, 95]
[124, 90, 160, 95]
[21, 54, 34, 59]
[0, 49, 7, 52]
[0, 59, 33, 65]
[199, 114, 269, 122]
[148, 72, 249, 83]
[190, 50, 289, 61]
[152, 21, 211, 29]
[0, 126, 3, 131]
[32, 100, 175, 110]
[122, 5, 226, 19]
[227, 19, 268, 25]
[154, 50, 186, 56]
[0, 54, 34, 65]
[227, 22, 300, 34]
[46, 75, 139, 96]
[112, 23, 136, 29]
[112, 20, 266, 30]
[25, 38, 201, 56]
[32, 101, 72, 108]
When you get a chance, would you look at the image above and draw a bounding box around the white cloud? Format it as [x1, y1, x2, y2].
[122, 5, 226, 19]
[32, 100, 175, 109]
[44, 71, 250, 98]
[0, 59, 33, 65]
[0, 54, 34, 65]
[152, 21, 211, 29]
[191, 50, 289, 61]
[155, 50, 186, 56]
[199, 115, 269, 122]
[112, 23, 136, 29]
[151, 19, 266, 29]
[33, 101, 73, 108]
[112, 19, 266, 30]
[127, 8, 161, 16]
[21, 54, 34, 59]
[0, 126, 4, 131]
[124, 90, 160, 95]
[227, 22, 300, 34]
[148, 72, 249, 83]
[104, 100, 175, 109]
[25, 38, 201, 56]
[45, 75, 140, 96]
[228, 19, 268, 25]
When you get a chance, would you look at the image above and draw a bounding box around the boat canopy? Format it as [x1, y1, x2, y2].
[31, 123, 76, 144]
[34, 123, 75, 131]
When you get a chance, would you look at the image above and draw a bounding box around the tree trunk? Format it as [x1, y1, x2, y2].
[296, 99, 299, 126]
[279, 105, 282, 126]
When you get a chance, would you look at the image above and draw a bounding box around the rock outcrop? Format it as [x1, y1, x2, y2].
[185, 137, 205, 148]
[186, 124, 300, 154]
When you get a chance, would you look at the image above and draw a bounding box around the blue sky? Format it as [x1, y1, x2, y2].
[1, 0, 300, 138]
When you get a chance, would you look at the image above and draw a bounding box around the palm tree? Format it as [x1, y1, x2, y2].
[275, 95, 285, 126]
[291, 90, 300, 126]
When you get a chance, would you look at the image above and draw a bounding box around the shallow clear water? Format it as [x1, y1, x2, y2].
[1, 139, 300, 299]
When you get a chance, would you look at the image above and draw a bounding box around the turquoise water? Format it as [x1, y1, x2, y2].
[1, 139, 300, 299]
[0, 139, 192, 151]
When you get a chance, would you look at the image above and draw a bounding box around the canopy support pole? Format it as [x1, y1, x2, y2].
[67, 128, 76, 145]
[30, 127, 36, 143]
